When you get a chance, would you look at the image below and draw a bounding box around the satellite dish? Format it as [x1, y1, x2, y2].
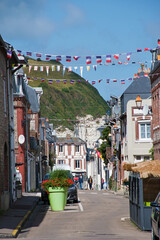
[18, 135, 25, 144]
[143, 104, 149, 116]
[114, 105, 120, 115]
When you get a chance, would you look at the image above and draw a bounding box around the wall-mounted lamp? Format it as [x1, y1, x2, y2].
[135, 95, 142, 109]
[113, 124, 118, 131]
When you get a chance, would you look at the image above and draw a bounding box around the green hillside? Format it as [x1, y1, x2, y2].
[23, 58, 109, 129]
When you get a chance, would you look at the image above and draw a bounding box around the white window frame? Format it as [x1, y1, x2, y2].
[138, 121, 151, 141]
[75, 145, 80, 153]
[59, 145, 63, 153]
[75, 160, 80, 169]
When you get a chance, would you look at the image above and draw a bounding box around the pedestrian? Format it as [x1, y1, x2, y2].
[88, 176, 93, 190]
[83, 172, 88, 190]
[101, 178, 104, 190]
[79, 173, 83, 190]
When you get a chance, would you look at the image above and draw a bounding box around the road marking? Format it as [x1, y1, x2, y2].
[90, 192, 97, 194]
[102, 193, 109, 195]
[78, 198, 84, 212]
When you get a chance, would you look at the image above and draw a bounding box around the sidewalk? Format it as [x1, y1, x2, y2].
[0, 192, 40, 238]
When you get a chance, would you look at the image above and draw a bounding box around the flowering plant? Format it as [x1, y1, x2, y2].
[41, 178, 74, 192]
[41, 169, 74, 193]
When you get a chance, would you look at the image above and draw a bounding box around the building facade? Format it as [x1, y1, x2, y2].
[55, 135, 86, 176]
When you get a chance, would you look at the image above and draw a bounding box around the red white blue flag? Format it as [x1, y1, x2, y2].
[127, 53, 131, 61]
[92, 81, 96, 85]
[86, 56, 91, 64]
[121, 79, 125, 84]
[26, 52, 32, 56]
[70, 80, 74, 84]
[158, 39, 160, 46]
[96, 56, 102, 63]
[128, 78, 132, 81]
[73, 56, 80, 61]
[46, 55, 51, 60]
[106, 79, 110, 83]
[36, 53, 41, 58]
[17, 50, 21, 56]
[41, 78, 45, 82]
[66, 56, 71, 62]
[137, 49, 142, 52]
[48, 79, 53, 84]
[144, 48, 150, 51]
[63, 80, 67, 84]
[7, 50, 12, 58]
[106, 55, 111, 63]
[56, 56, 61, 61]
[114, 54, 119, 60]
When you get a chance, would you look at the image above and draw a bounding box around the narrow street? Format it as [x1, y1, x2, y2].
[18, 190, 151, 240]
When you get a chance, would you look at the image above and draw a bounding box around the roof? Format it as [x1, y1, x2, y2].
[25, 85, 40, 113]
[123, 160, 160, 178]
[56, 136, 86, 145]
[120, 72, 151, 114]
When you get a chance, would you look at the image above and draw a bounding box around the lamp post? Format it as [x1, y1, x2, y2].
[113, 123, 119, 192]
[135, 95, 142, 109]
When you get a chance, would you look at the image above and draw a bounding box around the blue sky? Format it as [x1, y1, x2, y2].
[0, 0, 160, 101]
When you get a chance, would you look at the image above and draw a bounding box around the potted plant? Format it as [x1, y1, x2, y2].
[41, 170, 74, 211]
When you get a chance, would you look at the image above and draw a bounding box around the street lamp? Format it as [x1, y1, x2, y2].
[113, 123, 119, 192]
[135, 95, 142, 109]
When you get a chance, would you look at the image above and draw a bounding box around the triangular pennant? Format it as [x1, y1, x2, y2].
[46, 66, 49, 76]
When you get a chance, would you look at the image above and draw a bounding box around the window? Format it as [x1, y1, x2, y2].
[75, 160, 80, 169]
[59, 145, 63, 152]
[139, 122, 151, 140]
[59, 160, 64, 164]
[75, 145, 80, 152]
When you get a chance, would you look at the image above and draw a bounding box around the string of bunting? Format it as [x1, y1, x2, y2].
[14, 47, 152, 64]
[26, 60, 152, 78]
[27, 74, 151, 85]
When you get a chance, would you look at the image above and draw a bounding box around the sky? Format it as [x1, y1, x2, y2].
[0, 0, 160, 101]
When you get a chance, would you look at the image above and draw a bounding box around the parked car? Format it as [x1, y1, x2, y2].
[41, 172, 78, 204]
[151, 192, 160, 239]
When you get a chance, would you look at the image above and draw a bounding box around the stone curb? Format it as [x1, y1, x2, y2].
[0, 199, 39, 238]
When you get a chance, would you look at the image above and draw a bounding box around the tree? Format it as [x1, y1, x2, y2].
[98, 126, 111, 165]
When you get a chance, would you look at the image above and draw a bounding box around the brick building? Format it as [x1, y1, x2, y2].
[0, 35, 20, 210]
[150, 41, 160, 160]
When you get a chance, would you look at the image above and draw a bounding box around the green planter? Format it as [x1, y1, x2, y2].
[64, 188, 68, 207]
[49, 187, 65, 211]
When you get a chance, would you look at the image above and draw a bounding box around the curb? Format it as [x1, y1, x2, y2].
[0, 200, 39, 238]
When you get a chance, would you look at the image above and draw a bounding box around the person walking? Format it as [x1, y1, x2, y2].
[79, 174, 83, 190]
[88, 176, 93, 190]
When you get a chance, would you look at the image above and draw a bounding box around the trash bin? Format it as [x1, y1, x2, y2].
[16, 181, 22, 199]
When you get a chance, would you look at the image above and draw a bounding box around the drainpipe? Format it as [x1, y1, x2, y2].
[26, 104, 30, 192]
[7, 57, 12, 205]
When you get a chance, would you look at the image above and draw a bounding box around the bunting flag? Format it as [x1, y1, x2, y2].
[127, 53, 131, 61]
[128, 77, 132, 81]
[41, 78, 45, 82]
[106, 55, 111, 63]
[144, 73, 148, 77]
[51, 65, 55, 71]
[93, 65, 97, 71]
[118, 61, 122, 64]
[106, 79, 110, 83]
[113, 79, 117, 82]
[36, 53, 41, 58]
[137, 49, 142, 52]
[97, 150, 104, 160]
[92, 81, 96, 85]
[7, 50, 12, 58]
[74, 66, 78, 71]
[144, 48, 150, 51]
[34, 66, 38, 71]
[48, 79, 53, 84]
[68, 66, 72, 72]
[158, 39, 160, 46]
[56, 56, 61, 61]
[96, 56, 102, 63]
[46, 66, 49, 76]
[78, 80, 81, 83]
[98, 79, 102, 83]
[57, 65, 60, 71]
[86, 56, 91, 64]
[66, 56, 71, 62]
[73, 56, 80, 61]
[114, 54, 119, 60]
[80, 66, 83, 77]
[27, 77, 30, 80]
[121, 79, 125, 84]
[87, 66, 90, 71]
[63, 66, 66, 76]
[56, 80, 60, 83]
[46, 54, 51, 60]
[124, 62, 129, 65]
[29, 65, 32, 73]
[70, 80, 74, 84]
[26, 51, 32, 56]
[63, 79, 67, 84]
[40, 66, 44, 71]
[17, 50, 21, 56]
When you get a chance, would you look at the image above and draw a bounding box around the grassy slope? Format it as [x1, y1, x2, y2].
[23, 58, 109, 129]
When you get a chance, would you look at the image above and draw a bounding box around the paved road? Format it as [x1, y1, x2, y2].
[18, 190, 151, 240]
